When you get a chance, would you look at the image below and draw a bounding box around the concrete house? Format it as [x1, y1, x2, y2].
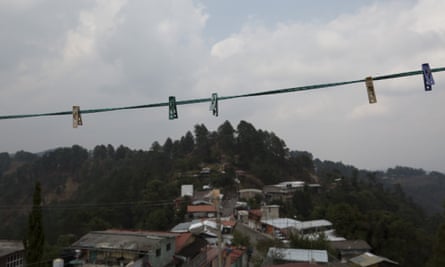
[265, 247, 328, 265]
[0, 240, 25, 267]
[69, 230, 177, 267]
[330, 240, 371, 262]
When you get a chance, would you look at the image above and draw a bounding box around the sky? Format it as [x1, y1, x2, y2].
[1, 0, 444, 172]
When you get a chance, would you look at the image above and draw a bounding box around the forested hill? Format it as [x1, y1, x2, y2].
[0, 120, 444, 266]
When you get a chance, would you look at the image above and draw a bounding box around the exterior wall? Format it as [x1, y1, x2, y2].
[189, 211, 217, 219]
[0, 251, 25, 267]
[146, 237, 176, 267]
[260, 206, 279, 220]
[78, 237, 175, 267]
[239, 189, 263, 200]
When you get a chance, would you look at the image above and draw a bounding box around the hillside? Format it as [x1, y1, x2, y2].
[377, 167, 445, 215]
[0, 120, 443, 266]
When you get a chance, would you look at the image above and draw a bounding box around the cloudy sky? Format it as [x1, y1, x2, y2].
[1, 0, 444, 172]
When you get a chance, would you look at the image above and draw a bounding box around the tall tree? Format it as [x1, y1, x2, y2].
[24, 182, 45, 266]
[428, 205, 445, 267]
[194, 124, 212, 162]
[217, 120, 236, 156]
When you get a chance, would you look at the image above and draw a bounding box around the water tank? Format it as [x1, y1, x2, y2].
[53, 258, 64, 267]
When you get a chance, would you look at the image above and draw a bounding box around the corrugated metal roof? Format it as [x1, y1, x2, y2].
[261, 218, 302, 229]
[0, 240, 24, 257]
[267, 247, 328, 263]
[350, 252, 398, 266]
[71, 230, 176, 252]
[330, 240, 371, 251]
[261, 218, 332, 231]
[296, 220, 332, 230]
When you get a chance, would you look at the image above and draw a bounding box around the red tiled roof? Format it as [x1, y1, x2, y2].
[227, 248, 245, 264]
[249, 209, 262, 219]
[187, 205, 217, 213]
[175, 232, 193, 253]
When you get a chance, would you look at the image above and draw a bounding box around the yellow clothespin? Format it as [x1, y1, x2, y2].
[72, 106, 83, 128]
[365, 77, 377, 104]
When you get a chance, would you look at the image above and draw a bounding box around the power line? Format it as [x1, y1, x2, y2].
[0, 66, 443, 121]
[0, 199, 178, 211]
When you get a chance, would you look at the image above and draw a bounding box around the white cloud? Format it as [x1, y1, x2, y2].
[1, 0, 445, 172]
[211, 37, 245, 59]
[200, 0, 445, 171]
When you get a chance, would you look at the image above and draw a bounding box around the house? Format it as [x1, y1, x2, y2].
[260, 218, 342, 241]
[174, 232, 209, 267]
[293, 220, 333, 235]
[69, 230, 177, 267]
[238, 189, 263, 200]
[330, 240, 371, 262]
[260, 205, 280, 221]
[0, 240, 25, 267]
[349, 252, 398, 267]
[245, 205, 280, 231]
[222, 246, 248, 267]
[187, 205, 218, 220]
[181, 185, 194, 197]
[264, 181, 305, 202]
[205, 246, 248, 267]
[247, 209, 262, 230]
[265, 247, 328, 265]
[260, 218, 301, 238]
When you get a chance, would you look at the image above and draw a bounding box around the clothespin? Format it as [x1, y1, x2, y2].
[210, 93, 218, 116]
[365, 77, 377, 104]
[72, 106, 83, 128]
[422, 63, 434, 91]
[169, 96, 178, 120]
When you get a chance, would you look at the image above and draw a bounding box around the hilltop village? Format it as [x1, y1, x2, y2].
[1, 121, 443, 267]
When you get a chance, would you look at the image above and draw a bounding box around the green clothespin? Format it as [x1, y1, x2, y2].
[169, 96, 178, 120]
[210, 93, 218, 116]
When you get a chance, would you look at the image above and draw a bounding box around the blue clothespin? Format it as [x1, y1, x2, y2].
[422, 63, 434, 91]
[365, 77, 377, 104]
[169, 96, 178, 120]
[210, 93, 218, 116]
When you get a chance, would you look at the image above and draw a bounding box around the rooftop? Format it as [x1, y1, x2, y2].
[330, 240, 371, 251]
[0, 240, 24, 257]
[350, 252, 398, 266]
[267, 247, 328, 263]
[70, 230, 176, 253]
[187, 205, 217, 213]
[239, 188, 263, 193]
[261, 218, 302, 229]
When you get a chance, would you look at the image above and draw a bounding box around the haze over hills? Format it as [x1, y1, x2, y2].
[0, 120, 444, 266]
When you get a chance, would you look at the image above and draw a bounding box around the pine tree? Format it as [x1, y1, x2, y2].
[428, 213, 445, 267]
[24, 182, 45, 266]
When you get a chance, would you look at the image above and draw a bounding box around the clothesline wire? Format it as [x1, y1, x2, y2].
[1, 67, 444, 120]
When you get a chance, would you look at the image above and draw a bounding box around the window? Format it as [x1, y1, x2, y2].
[166, 243, 171, 251]
[6, 253, 24, 267]
[156, 248, 161, 257]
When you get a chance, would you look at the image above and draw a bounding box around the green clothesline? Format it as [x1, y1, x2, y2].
[1, 66, 444, 120]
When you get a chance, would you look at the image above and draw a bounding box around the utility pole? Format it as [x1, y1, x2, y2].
[212, 189, 223, 267]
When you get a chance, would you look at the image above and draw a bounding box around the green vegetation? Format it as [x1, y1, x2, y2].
[0, 120, 443, 266]
[24, 182, 45, 267]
